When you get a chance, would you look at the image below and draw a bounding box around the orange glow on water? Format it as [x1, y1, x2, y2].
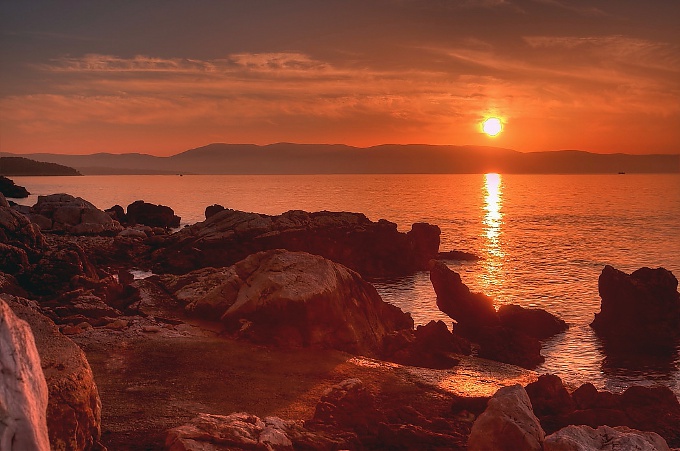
[480, 173, 505, 293]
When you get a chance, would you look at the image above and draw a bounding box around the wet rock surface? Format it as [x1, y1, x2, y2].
[151, 208, 441, 277]
[429, 260, 567, 369]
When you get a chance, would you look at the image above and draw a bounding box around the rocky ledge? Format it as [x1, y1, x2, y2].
[150, 208, 441, 277]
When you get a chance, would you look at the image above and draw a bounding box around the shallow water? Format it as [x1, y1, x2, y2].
[12, 173, 680, 394]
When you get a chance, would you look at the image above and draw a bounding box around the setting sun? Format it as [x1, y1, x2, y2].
[482, 117, 503, 137]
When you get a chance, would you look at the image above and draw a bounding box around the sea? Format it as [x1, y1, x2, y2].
[11, 173, 680, 394]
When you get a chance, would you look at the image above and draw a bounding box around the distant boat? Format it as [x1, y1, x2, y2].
[618, 171, 625, 174]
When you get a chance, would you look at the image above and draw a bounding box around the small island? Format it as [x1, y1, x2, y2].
[0, 156, 82, 176]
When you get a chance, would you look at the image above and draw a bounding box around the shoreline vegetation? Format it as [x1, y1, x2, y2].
[1, 190, 679, 450]
[2, 143, 679, 175]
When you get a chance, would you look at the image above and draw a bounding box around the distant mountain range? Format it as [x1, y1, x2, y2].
[2, 143, 678, 175]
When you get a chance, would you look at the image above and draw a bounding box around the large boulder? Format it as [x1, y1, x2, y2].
[126, 200, 180, 228]
[0, 299, 50, 451]
[3, 295, 103, 450]
[1, 193, 45, 277]
[544, 425, 670, 451]
[30, 194, 123, 236]
[157, 250, 414, 357]
[591, 265, 680, 349]
[468, 384, 545, 451]
[151, 209, 440, 277]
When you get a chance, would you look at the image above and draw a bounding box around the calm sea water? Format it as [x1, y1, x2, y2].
[12, 174, 680, 394]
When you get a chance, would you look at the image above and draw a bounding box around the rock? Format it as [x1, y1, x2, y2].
[0, 176, 30, 198]
[0, 299, 50, 451]
[30, 193, 123, 236]
[498, 304, 568, 339]
[619, 385, 680, 447]
[475, 325, 545, 369]
[437, 250, 481, 261]
[166, 412, 347, 451]
[204, 204, 225, 219]
[382, 320, 470, 369]
[0, 192, 9, 207]
[0, 194, 45, 250]
[544, 425, 670, 451]
[429, 260, 499, 331]
[164, 250, 413, 356]
[151, 209, 440, 278]
[4, 295, 103, 450]
[525, 375, 576, 417]
[591, 265, 680, 348]
[104, 204, 126, 223]
[468, 384, 545, 451]
[117, 228, 147, 239]
[126, 200, 180, 228]
[0, 271, 28, 297]
[312, 378, 384, 437]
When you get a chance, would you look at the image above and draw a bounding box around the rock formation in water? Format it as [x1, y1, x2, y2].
[150, 208, 441, 277]
[125, 200, 181, 228]
[3, 295, 104, 450]
[429, 259, 567, 369]
[0, 298, 50, 451]
[591, 265, 680, 349]
[0, 176, 30, 198]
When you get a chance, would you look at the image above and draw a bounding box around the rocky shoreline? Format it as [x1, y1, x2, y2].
[1, 187, 679, 450]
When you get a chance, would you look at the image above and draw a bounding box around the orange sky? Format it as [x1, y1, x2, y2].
[1, 1, 679, 156]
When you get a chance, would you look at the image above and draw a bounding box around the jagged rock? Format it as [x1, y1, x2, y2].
[3, 295, 103, 450]
[159, 250, 413, 356]
[30, 194, 123, 236]
[0, 299, 50, 451]
[0, 176, 30, 198]
[468, 384, 545, 451]
[429, 260, 499, 331]
[498, 304, 568, 339]
[126, 200, 180, 228]
[0, 193, 44, 250]
[544, 425, 670, 451]
[591, 265, 680, 348]
[151, 209, 440, 277]
[204, 204, 225, 219]
[382, 320, 470, 369]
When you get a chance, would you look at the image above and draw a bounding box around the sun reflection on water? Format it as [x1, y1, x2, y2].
[480, 173, 505, 293]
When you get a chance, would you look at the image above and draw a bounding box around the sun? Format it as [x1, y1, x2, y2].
[482, 117, 503, 137]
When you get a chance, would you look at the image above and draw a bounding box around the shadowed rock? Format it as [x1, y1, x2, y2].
[498, 304, 568, 339]
[126, 200, 180, 228]
[544, 425, 670, 451]
[0, 176, 30, 198]
[591, 265, 680, 349]
[204, 203, 225, 219]
[151, 209, 440, 277]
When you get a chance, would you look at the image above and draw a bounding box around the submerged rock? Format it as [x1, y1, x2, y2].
[151, 208, 440, 277]
[591, 265, 680, 349]
[0, 299, 50, 451]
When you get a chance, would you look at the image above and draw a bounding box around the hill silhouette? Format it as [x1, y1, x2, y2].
[2, 144, 678, 175]
[0, 156, 81, 176]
